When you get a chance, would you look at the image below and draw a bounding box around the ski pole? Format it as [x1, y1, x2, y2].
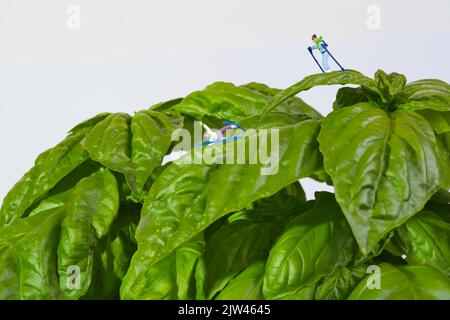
[322, 45, 345, 71]
[307, 47, 325, 73]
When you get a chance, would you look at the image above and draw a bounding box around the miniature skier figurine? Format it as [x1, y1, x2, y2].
[307, 34, 345, 73]
[309, 34, 330, 71]
[197, 121, 244, 146]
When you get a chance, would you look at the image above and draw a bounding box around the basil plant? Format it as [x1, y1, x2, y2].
[1, 70, 449, 300]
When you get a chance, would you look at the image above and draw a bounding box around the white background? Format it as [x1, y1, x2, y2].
[1, 0, 449, 201]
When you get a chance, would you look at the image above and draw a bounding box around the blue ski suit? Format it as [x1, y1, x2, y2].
[310, 41, 330, 71]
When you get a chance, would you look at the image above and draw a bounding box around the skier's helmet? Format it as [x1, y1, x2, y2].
[311, 34, 317, 40]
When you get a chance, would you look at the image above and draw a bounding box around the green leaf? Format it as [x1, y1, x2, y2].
[121, 254, 178, 300]
[332, 86, 376, 110]
[437, 141, 450, 191]
[430, 189, 450, 204]
[397, 100, 450, 112]
[243, 82, 322, 119]
[120, 239, 203, 300]
[27, 188, 73, 217]
[315, 265, 367, 300]
[0, 208, 64, 299]
[318, 103, 442, 253]
[215, 261, 266, 300]
[81, 112, 181, 197]
[374, 70, 409, 108]
[439, 133, 450, 190]
[425, 191, 450, 223]
[393, 211, 450, 275]
[172, 82, 322, 121]
[98, 235, 136, 298]
[398, 79, 450, 111]
[275, 285, 316, 300]
[83, 216, 138, 299]
[91, 169, 120, 239]
[0, 169, 132, 300]
[202, 219, 273, 299]
[176, 239, 205, 300]
[81, 113, 132, 180]
[261, 70, 383, 118]
[402, 79, 450, 111]
[374, 71, 407, 96]
[58, 168, 119, 299]
[130, 110, 182, 195]
[348, 263, 450, 299]
[417, 110, 450, 134]
[194, 257, 207, 300]
[69, 113, 112, 134]
[441, 132, 450, 151]
[239, 112, 310, 130]
[149, 98, 183, 113]
[0, 127, 92, 226]
[263, 194, 356, 299]
[201, 216, 281, 299]
[121, 120, 323, 293]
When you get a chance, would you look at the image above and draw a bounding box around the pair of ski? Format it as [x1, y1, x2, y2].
[308, 42, 345, 73]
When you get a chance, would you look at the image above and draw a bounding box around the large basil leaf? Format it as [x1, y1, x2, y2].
[261, 70, 383, 118]
[399, 79, 450, 111]
[0, 208, 64, 299]
[393, 211, 450, 275]
[263, 193, 356, 299]
[131, 110, 182, 194]
[81, 113, 132, 184]
[121, 119, 323, 292]
[0, 127, 92, 226]
[120, 239, 204, 300]
[81, 111, 181, 197]
[121, 254, 178, 300]
[215, 261, 265, 300]
[348, 263, 450, 299]
[170, 82, 320, 122]
[417, 110, 450, 134]
[58, 168, 119, 299]
[318, 103, 442, 254]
